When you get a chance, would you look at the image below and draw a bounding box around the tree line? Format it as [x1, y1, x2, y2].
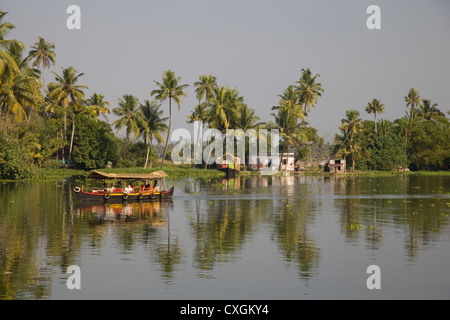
[0, 11, 448, 180]
[334, 89, 449, 172]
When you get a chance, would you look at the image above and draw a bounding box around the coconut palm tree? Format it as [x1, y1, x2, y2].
[112, 94, 143, 163]
[194, 74, 217, 104]
[26, 37, 56, 130]
[0, 66, 42, 121]
[376, 119, 392, 136]
[0, 41, 41, 122]
[139, 99, 168, 169]
[49, 66, 87, 164]
[271, 104, 308, 172]
[365, 98, 385, 133]
[0, 11, 21, 85]
[188, 102, 208, 125]
[338, 109, 364, 172]
[394, 115, 411, 154]
[274, 85, 305, 124]
[404, 88, 421, 126]
[237, 104, 262, 131]
[85, 93, 110, 122]
[151, 70, 188, 169]
[294, 68, 324, 113]
[205, 86, 243, 132]
[188, 102, 209, 166]
[416, 99, 443, 121]
[0, 12, 37, 121]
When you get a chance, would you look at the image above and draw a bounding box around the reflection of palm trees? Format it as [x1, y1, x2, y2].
[273, 198, 320, 279]
[189, 199, 260, 275]
[156, 210, 182, 282]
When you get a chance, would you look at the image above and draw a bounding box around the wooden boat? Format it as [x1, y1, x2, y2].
[74, 170, 174, 202]
[218, 164, 239, 178]
[216, 153, 240, 178]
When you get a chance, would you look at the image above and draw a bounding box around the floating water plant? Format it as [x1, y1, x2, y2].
[346, 223, 362, 230]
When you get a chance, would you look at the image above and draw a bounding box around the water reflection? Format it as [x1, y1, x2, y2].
[1, 174, 449, 299]
[76, 201, 169, 225]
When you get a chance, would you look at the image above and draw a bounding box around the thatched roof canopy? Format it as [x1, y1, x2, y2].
[87, 170, 168, 180]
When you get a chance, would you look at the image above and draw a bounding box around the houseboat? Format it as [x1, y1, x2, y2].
[73, 170, 174, 202]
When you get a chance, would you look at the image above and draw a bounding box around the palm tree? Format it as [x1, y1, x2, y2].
[0, 67, 42, 121]
[0, 11, 21, 85]
[394, 115, 411, 154]
[188, 102, 209, 167]
[112, 94, 143, 163]
[0, 12, 36, 121]
[365, 98, 385, 133]
[237, 104, 262, 131]
[274, 85, 304, 124]
[416, 99, 443, 121]
[0, 41, 41, 122]
[85, 93, 110, 122]
[376, 119, 392, 136]
[26, 37, 56, 131]
[404, 88, 420, 126]
[151, 70, 189, 169]
[194, 74, 217, 104]
[139, 99, 168, 168]
[188, 102, 208, 125]
[205, 86, 242, 132]
[271, 104, 308, 172]
[49, 66, 87, 164]
[294, 68, 324, 113]
[338, 109, 363, 172]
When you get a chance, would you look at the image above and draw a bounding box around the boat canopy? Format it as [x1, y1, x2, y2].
[87, 170, 168, 180]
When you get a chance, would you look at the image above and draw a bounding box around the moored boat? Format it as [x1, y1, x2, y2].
[74, 170, 174, 202]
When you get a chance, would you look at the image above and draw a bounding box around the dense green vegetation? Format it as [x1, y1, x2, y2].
[0, 11, 448, 180]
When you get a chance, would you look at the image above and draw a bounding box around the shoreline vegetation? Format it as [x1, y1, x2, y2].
[0, 11, 449, 182]
[1, 163, 448, 183]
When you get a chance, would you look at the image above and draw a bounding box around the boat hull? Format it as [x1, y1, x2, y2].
[218, 167, 239, 178]
[74, 187, 174, 203]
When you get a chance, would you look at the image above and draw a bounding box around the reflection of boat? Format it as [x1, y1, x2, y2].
[76, 201, 169, 227]
[74, 170, 174, 202]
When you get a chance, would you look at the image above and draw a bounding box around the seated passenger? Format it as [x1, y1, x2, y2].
[124, 185, 133, 194]
[153, 180, 160, 192]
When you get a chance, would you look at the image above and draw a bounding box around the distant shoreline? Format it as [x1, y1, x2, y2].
[1, 165, 448, 182]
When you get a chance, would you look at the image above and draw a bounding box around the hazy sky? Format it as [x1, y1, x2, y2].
[3, 0, 450, 142]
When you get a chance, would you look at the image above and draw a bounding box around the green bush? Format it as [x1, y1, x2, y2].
[358, 133, 408, 171]
[0, 133, 40, 180]
[71, 115, 119, 170]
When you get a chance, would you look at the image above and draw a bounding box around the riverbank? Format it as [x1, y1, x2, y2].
[2, 164, 449, 182]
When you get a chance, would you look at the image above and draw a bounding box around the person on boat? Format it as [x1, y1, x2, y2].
[124, 184, 133, 194]
[153, 179, 160, 192]
[115, 181, 122, 190]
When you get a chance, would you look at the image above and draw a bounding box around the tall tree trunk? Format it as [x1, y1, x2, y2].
[117, 133, 129, 166]
[405, 128, 408, 154]
[279, 139, 287, 172]
[161, 98, 172, 169]
[63, 102, 67, 166]
[285, 141, 291, 173]
[42, 66, 47, 140]
[374, 113, 377, 133]
[61, 131, 65, 167]
[149, 134, 153, 168]
[68, 112, 76, 165]
[144, 143, 150, 169]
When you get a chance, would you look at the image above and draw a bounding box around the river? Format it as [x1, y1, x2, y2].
[0, 174, 449, 299]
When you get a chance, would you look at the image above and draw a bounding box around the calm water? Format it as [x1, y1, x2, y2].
[0, 174, 449, 300]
